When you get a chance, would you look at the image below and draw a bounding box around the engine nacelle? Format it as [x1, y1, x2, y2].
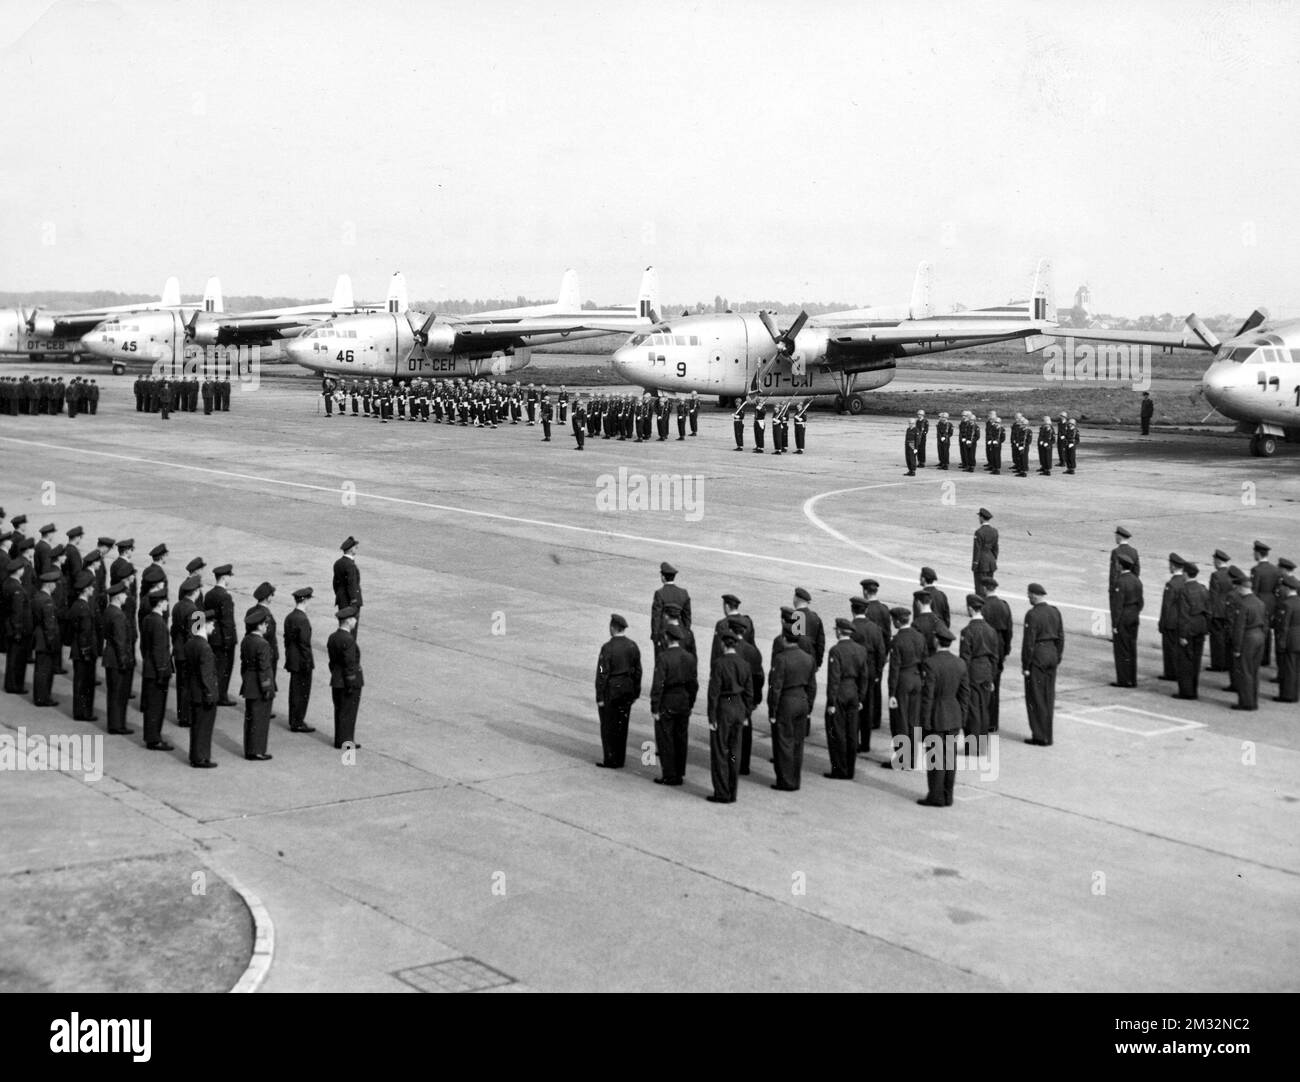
[422, 324, 457, 355]
[789, 326, 830, 368]
[33, 314, 57, 337]
[189, 318, 220, 345]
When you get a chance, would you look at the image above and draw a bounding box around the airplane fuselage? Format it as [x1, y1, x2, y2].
[1200, 326, 1300, 450]
[0, 309, 86, 358]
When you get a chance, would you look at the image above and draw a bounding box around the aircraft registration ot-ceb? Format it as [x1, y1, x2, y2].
[610, 261, 1055, 412]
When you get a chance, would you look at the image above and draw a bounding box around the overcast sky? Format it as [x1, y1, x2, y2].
[2, 0, 1297, 314]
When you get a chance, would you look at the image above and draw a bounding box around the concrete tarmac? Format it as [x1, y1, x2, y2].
[2, 369, 1297, 992]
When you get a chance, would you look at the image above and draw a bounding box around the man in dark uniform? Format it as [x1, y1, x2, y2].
[253, 582, 279, 717]
[171, 574, 202, 729]
[1022, 583, 1064, 746]
[1158, 554, 1186, 681]
[774, 402, 789, 455]
[4, 558, 32, 694]
[240, 606, 275, 760]
[140, 590, 174, 750]
[687, 391, 700, 436]
[525, 383, 538, 425]
[711, 594, 755, 659]
[1275, 575, 1300, 703]
[63, 526, 85, 593]
[185, 611, 220, 767]
[572, 398, 587, 450]
[752, 399, 766, 453]
[35, 522, 56, 576]
[792, 401, 808, 454]
[1173, 562, 1210, 700]
[201, 377, 214, 415]
[767, 623, 816, 791]
[1140, 392, 1154, 436]
[1207, 549, 1233, 672]
[732, 400, 745, 450]
[1250, 541, 1281, 668]
[935, 411, 952, 469]
[68, 572, 97, 721]
[328, 606, 364, 748]
[31, 570, 62, 706]
[792, 587, 825, 669]
[848, 596, 886, 752]
[729, 616, 764, 776]
[284, 586, 317, 733]
[540, 393, 553, 441]
[823, 617, 869, 780]
[207, 564, 237, 705]
[88, 379, 99, 415]
[859, 579, 891, 734]
[1062, 419, 1079, 473]
[914, 409, 929, 467]
[333, 536, 363, 638]
[914, 567, 951, 628]
[1009, 413, 1026, 476]
[971, 508, 998, 597]
[650, 623, 697, 786]
[885, 606, 925, 769]
[1109, 553, 1142, 688]
[595, 613, 641, 768]
[1109, 527, 1141, 597]
[650, 561, 690, 657]
[984, 412, 1004, 474]
[911, 588, 944, 657]
[918, 625, 968, 807]
[103, 583, 135, 735]
[706, 629, 751, 802]
[1230, 569, 1266, 710]
[903, 420, 918, 476]
[958, 411, 976, 471]
[959, 594, 998, 746]
[1037, 415, 1056, 474]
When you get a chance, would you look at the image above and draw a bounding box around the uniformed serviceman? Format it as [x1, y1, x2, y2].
[207, 564, 237, 705]
[103, 582, 135, 735]
[283, 586, 317, 733]
[1061, 419, 1079, 473]
[253, 581, 279, 716]
[1173, 562, 1210, 700]
[912, 589, 943, 657]
[767, 620, 816, 791]
[1275, 575, 1300, 703]
[917, 566, 951, 627]
[1022, 583, 1064, 746]
[4, 558, 33, 695]
[885, 606, 925, 769]
[935, 411, 952, 469]
[32, 570, 63, 706]
[729, 616, 764, 776]
[1109, 553, 1142, 688]
[848, 596, 886, 753]
[711, 594, 755, 660]
[859, 579, 892, 735]
[972, 508, 998, 597]
[328, 605, 364, 748]
[918, 625, 968, 808]
[1108, 526, 1141, 597]
[1230, 568, 1266, 710]
[1250, 541, 1281, 668]
[650, 623, 697, 786]
[650, 561, 690, 658]
[140, 589, 174, 750]
[792, 401, 809, 454]
[914, 409, 929, 467]
[687, 391, 700, 436]
[333, 536, 363, 638]
[984, 412, 1005, 474]
[185, 611, 219, 767]
[752, 399, 767, 453]
[706, 629, 751, 802]
[792, 587, 825, 669]
[823, 617, 869, 780]
[595, 613, 642, 768]
[240, 606, 275, 760]
[572, 398, 586, 450]
[904, 419, 918, 476]
[171, 575, 202, 729]
[959, 594, 999, 746]
[1207, 548, 1233, 672]
[1158, 554, 1186, 682]
[68, 571, 98, 722]
[732, 401, 745, 450]
[1037, 415, 1056, 475]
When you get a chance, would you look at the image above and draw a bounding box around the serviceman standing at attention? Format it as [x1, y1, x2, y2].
[792, 587, 825, 669]
[1230, 568, 1266, 711]
[1250, 541, 1281, 669]
[240, 606, 275, 761]
[1207, 549, 1233, 673]
[595, 613, 641, 769]
[792, 401, 809, 454]
[1275, 575, 1300, 703]
[1062, 419, 1079, 474]
[657, 603, 696, 658]
[650, 561, 690, 658]
[31, 570, 63, 707]
[1158, 554, 1187, 682]
[1022, 584, 1064, 746]
[885, 606, 925, 769]
[540, 392, 553, 442]
[572, 397, 586, 450]
[1173, 562, 1210, 700]
[912, 589, 943, 657]
[68, 572, 98, 722]
[904, 419, 918, 476]
[253, 582, 279, 717]
[103, 582, 135, 735]
[767, 620, 816, 791]
[328, 606, 364, 748]
[1037, 415, 1056, 475]
[1109, 553, 1142, 688]
[283, 587, 317, 734]
[732, 400, 746, 451]
[935, 411, 953, 469]
[140, 590, 174, 750]
[848, 596, 886, 751]
[1009, 414, 1026, 476]
[650, 624, 697, 787]
[959, 594, 998, 745]
[333, 536, 363, 638]
[917, 625, 968, 808]
[1140, 392, 1154, 436]
[752, 398, 767, 453]
[823, 617, 868, 780]
[688, 391, 700, 437]
[985, 412, 1004, 474]
[207, 564, 237, 705]
[914, 409, 929, 467]
[706, 629, 751, 803]
[711, 594, 755, 659]
[915, 567, 951, 628]
[1109, 527, 1141, 594]
[972, 508, 998, 597]
[171, 575, 202, 729]
[729, 616, 764, 776]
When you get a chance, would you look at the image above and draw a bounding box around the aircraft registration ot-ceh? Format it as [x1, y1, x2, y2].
[1048, 312, 1300, 457]
[80, 274, 406, 374]
[283, 267, 661, 381]
[0, 278, 221, 365]
[609, 261, 1056, 413]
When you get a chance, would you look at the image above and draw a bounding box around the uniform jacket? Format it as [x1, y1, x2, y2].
[982, 595, 1013, 661]
[826, 638, 870, 706]
[327, 628, 364, 689]
[1175, 580, 1211, 638]
[650, 644, 697, 714]
[3, 577, 32, 640]
[707, 652, 752, 724]
[332, 555, 363, 610]
[887, 625, 926, 696]
[206, 585, 236, 650]
[1279, 595, 1300, 651]
[239, 632, 275, 700]
[1208, 567, 1233, 620]
[795, 606, 826, 667]
[849, 617, 886, 676]
[864, 599, 892, 650]
[912, 612, 947, 656]
[1110, 573, 1144, 623]
[913, 588, 951, 627]
[103, 605, 134, 671]
[651, 582, 691, 640]
[596, 636, 642, 702]
[972, 525, 999, 574]
[141, 610, 173, 681]
[1109, 543, 1141, 585]
[183, 636, 218, 707]
[1159, 573, 1186, 634]
[1022, 603, 1065, 669]
[1231, 594, 1267, 649]
[1251, 562, 1282, 614]
[767, 641, 816, 716]
[171, 598, 196, 660]
[32, 590, 60, 653]
[959, 618, 1000, 685]
[67, 598, 97, 661]
[921, 651, 969, 733]
[734, 638, 765, 710]
[283, 609, 315, 672]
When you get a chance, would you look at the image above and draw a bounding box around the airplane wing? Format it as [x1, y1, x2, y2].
[813, 318, 1045, 369]
[1046, 326, 1216, 351]
[443, 315, 641, 350]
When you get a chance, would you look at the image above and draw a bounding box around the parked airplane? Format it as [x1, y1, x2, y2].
[610, 261, 1054, 412]
[283, 267, 660, 381]
[1052, 312, 1300, 456]
[0, 277, 220, 365]
[80, 274, 406, 373]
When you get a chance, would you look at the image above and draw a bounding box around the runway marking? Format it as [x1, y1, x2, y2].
[1058, 705, 1206, 738]
[0, 433, 1134, 617]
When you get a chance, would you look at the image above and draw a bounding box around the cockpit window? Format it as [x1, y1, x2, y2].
[628, 333, 647, 347]
[1230, 347, 1258, 363]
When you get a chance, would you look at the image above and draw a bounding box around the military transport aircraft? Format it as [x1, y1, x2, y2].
[80, 274, 406, 374]
[1050, 312, 1300, 457]
[0, 277, 221, 365]
[610, 261, 1055, 413]
[283, 267, 661, 381]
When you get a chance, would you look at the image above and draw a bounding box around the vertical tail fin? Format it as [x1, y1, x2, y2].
[556, 269, 581, 310]
[160, 276, 181, 307]
[386, 272, 408, 314]
[1030, 258, 1055, 324]
[908, 261, 934, 319]
[637, 265, 660, 322]
[331, 274, 355, 310]
[202, 277, 223, 314]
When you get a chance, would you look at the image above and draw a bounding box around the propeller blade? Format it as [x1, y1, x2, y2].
[758, 310, 781, 344]
[1234, 308, 1268, 337]
[784, 309, 809, 345]
[185, 310, 202, 340]
[1184, 313, 1220, 351]
[22, 306, 37, 332]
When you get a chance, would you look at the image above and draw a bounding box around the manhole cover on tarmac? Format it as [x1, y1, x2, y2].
[393, 957, 516, 993]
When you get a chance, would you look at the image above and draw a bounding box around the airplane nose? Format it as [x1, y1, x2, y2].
[611, 344, 633, 378]
[80, 330, 109, 356]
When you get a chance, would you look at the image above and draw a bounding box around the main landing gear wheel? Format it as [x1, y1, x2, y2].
[848, 393, 866, 415]
[1250, 434, 1277, 457]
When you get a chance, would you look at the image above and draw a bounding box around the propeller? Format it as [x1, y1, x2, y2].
[1184, 313, 1220, 351]
[408, 310, 439, 347]
[1234, 308, 1268, 337]
[184, 309, 203, 342]
[758, 309, 809, 357]
[21, 306, 37, 333]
